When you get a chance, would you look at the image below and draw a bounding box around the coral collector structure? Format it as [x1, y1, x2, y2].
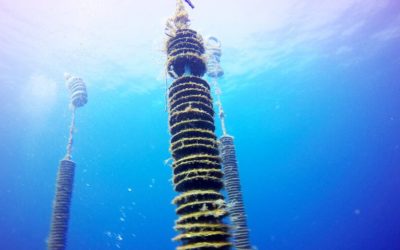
[165, 1, 232, 249]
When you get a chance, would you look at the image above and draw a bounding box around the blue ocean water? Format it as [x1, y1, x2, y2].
[1, 1, 400, 250]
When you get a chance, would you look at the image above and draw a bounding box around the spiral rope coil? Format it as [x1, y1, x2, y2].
[47, 159, 75, 250]
[48, 73, 87, 250]
[205, 37, 253, 249]
[219, 136, 252, 250]
[166, 3, 232, 249]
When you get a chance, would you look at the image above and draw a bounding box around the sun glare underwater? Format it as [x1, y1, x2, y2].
[0, 0, 400, 250]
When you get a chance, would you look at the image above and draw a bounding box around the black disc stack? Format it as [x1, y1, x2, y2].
[167, 28, 232, 250]
[167, 29, 206, 78]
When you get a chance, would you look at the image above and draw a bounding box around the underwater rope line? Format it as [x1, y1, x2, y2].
[205, 37, 227, 135]
[65, 107, 75, 160]
[47, 73, 87, 250]
[211, 78, 227, 136]
[165, 1, 232, 249]
[206, 37, 253, 250]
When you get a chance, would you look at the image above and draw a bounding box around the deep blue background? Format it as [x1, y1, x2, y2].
[1, 29, 400, 250]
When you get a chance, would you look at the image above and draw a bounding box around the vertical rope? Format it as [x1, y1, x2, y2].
[65, 107, 75, 160]
[206, 37, 226, 136]
[206, 37, 253, 249]
[48, 73, 87, 250]
[211, 78, 227, 136]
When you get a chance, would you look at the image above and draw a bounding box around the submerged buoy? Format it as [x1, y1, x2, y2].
[206, 36, 224, 78]
[65, 73, 88, 108]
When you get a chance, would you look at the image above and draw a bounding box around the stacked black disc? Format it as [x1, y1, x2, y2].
[167, 28, 232, 250]
[167, 29, 206, 78]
